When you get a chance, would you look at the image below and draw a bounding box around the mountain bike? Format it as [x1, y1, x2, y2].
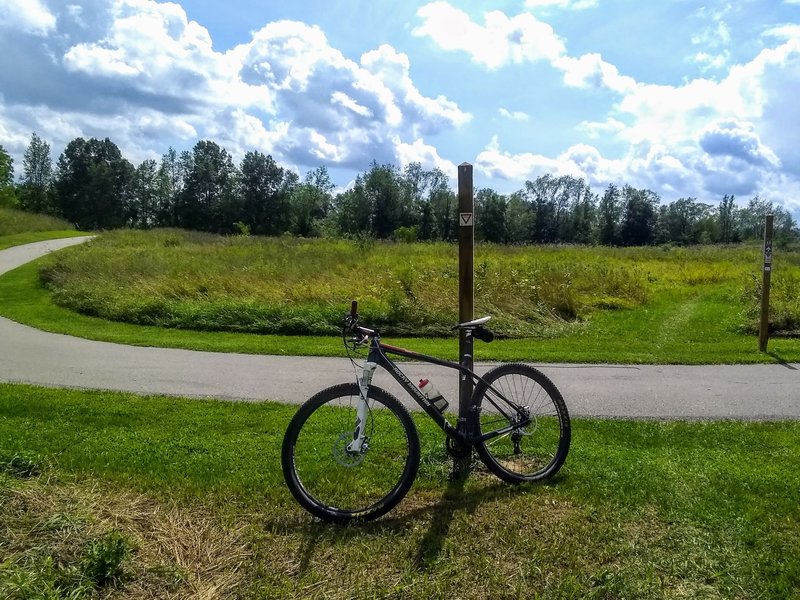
[281, 301, 571, 524]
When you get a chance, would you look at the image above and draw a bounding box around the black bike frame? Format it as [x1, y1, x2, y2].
[364, 335, 529, 444]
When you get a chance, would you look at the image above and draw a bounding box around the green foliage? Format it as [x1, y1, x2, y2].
[80, 531, 133, 588]
[10, 132, 796, 249]
[393, 225, 418, 243]
[0, 145, 17, 208]
[741, 270, 800, 334]
[55, 137, 134, 230]
[0, 453, 41, 478]
[18, 133, 56, 215]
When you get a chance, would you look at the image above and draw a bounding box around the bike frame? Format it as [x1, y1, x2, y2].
[347, 332, 530, 454]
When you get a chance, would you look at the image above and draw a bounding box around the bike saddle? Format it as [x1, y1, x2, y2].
[454, 316, 491, 329]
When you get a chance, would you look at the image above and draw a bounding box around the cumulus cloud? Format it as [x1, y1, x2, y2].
[0, 0, 469, 178]
[413, 2, 566, 70]
[498, 108, 530, 121]
[394, 137, 457, 174]
[699, 119, 781, 168]
[0, 0, 56, 35]
[476, 136, 588, 182]
[554, 53, 636, 93]
[525, 0, 598, 10]
[414, 2, 635, 94]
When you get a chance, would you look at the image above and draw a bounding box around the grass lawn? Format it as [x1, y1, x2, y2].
[1, 383, 798, 598]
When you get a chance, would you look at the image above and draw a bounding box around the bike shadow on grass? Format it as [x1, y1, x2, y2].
[274, 462, 567, 577]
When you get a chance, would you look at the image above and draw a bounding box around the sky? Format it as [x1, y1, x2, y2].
[1, 0, 799, 214]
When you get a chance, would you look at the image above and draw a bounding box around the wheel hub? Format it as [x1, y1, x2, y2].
[332, 432, 368, 467]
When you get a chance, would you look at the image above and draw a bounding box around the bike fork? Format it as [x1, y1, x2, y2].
[347, 361, 376, 453]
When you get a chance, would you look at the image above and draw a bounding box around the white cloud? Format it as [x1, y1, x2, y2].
[413, 2, 566, 70]
[331, 92, 373, 118]
[360, 44, 472, 134]
[0, 0, 469, 178]
[414, 3, 635, 94]
[394, 137, 457, 174]
[476, 136, 586, 182]
[764, 23, 800, 40]
[0, 0, 56, 35]
[525, 0, 598, 10]
[578, 118, 626, 138]
[63, 0, 254, 109]
[554, 53, 637, 93]
[699, 119, 780, 168]
[498, 108, 530, 121]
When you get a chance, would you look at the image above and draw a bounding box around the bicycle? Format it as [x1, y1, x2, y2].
[281, 301, 571, 524]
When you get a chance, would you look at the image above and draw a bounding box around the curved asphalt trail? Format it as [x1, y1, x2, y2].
[0, 238, 798, 419]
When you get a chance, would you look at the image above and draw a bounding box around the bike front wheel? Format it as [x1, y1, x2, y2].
[281, 383, 420, 524]
[474, 363, 570, 483]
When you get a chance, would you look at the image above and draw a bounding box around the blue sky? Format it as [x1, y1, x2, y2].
[1, 0, 799, 214]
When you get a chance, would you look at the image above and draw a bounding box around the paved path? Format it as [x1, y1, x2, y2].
[1, 238, 798, 419]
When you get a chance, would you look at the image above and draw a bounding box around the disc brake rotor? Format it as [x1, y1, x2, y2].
[332, 432, 367, 467]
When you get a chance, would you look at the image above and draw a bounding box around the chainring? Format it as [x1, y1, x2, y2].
[445, 435, 473, 459]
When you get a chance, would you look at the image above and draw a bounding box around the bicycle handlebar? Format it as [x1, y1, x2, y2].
[345, 299, 492, 344]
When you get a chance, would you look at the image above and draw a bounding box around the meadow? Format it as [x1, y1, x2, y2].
[0, 207, 74, 239]
[1, 383, 798, 599]
[21, 228, 800, 364]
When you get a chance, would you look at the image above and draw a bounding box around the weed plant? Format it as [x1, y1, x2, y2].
[39, 229, 800, 339]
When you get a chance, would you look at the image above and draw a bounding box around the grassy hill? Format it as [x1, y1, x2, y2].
[0, 207, 74, 237]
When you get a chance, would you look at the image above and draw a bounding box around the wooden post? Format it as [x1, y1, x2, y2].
[454, 163, 474, 478]
[759, 214, 774, 352]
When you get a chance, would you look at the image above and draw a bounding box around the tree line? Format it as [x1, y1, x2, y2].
[1, 133, 796, 245]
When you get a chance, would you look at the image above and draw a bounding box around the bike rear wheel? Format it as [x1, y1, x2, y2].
[474, 363, 570, 483]
[281, 383, 420, 524]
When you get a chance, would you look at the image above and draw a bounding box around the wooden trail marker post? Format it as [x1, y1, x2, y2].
[454, 162, 474, 478]
[758, 214, 774, 352]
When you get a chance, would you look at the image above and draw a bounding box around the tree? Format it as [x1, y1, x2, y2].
[505, 191, 534, 244]
[155, 147, 184, 227]
[430, 186, 457, 241]
[0, 145, 16, 207]
[717, 194, 737, 243]
[364, 162, 403, 238]
[239, 151, 296, 235]
[128, 159, 160, 228]
[476, 188, 507, 243]
[620, 185, 658, 246]
[565, 178, 595, 244]
[54, 137, 133, 229]
[334, 178, 372, 236]
[289, 166, 333, 237]
[598, 184, 621, 245]
[175, 140, 237, 232]
[19, 133, 54, 214]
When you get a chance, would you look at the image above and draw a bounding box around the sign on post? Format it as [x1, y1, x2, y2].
[455, 163, 474, 478]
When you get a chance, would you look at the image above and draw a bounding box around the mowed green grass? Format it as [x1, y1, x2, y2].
[0, 383, 798, 598]
[2, 228, 800, 363]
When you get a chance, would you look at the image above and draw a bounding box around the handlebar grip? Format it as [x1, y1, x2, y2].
[350, 300, 358, 318]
